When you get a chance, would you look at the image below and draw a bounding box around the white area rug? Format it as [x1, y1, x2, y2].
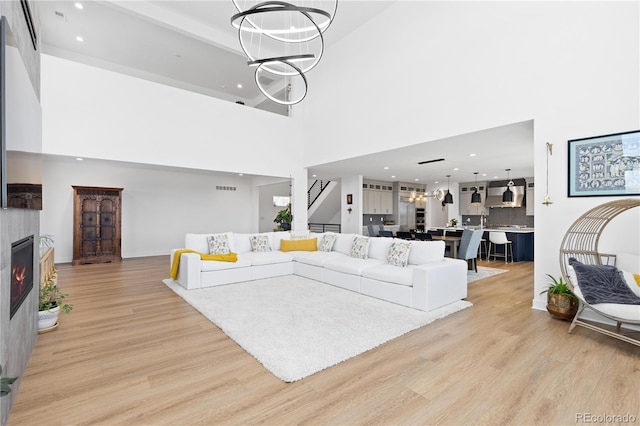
[467, 266, 508, 283]
[163, 275, 471, 382]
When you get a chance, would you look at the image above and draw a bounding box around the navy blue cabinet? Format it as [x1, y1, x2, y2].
[483, 231, 534, 262]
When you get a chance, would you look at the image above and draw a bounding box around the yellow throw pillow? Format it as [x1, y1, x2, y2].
[634, 273, 640, 287]
[280, 238, 318, 252]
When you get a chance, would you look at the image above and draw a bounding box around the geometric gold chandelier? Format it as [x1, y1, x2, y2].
[231, 0, 338, 105]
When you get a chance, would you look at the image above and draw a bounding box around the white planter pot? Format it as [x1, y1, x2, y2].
[38, 306, 60, 330]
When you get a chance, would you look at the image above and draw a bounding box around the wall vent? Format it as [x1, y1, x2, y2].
[216, 186, 237, 191]
[54, 10, 66, 21]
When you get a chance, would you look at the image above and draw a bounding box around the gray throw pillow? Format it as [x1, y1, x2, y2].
[569, 258, 640, 305]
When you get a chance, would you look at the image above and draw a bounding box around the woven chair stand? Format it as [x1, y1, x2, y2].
[559, 198, 640, 347]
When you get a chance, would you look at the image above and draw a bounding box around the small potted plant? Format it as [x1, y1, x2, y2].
[38, 267, 73, 331]
[274, 203, 292, 231]
[540, 274, 578, 320]
[0, 365, 17, 397]
[448, 218, 458, 227]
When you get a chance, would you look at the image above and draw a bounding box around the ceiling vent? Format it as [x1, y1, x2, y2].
[215, 186, 237, 191]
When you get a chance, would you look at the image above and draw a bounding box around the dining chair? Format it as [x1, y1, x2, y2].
[414, 233, 432, 241]
[396, 231, 413, 240]
[457, 230, 484, 271]
[445, 229, 463, 237]
[379, 230, 393, 237]
[488, 231, 513, 263]
[367, 224, 377, 237]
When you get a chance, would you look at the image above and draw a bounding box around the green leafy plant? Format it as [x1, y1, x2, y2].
[274, 204, 292, 229]
[540, 274, 577, 300]
[0, 365, 17, 397]
[449, 218, 458, 227]
[39, 268, 73, 313]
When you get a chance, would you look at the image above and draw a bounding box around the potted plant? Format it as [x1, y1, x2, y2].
[39, 267, 73, 331]
[540, 274, 578, 320]
[448, 218, 458, 227]
[0, 365, 17, 397]
[274, 203, 292, 231]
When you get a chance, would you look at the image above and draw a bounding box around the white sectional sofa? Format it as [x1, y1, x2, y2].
[171, 231, 468, 312]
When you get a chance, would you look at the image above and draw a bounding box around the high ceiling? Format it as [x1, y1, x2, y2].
[38, 1, 534, 184]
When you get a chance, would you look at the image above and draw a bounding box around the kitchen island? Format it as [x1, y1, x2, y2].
[428, 227, 534, 261]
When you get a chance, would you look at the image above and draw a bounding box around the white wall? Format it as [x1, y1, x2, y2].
[303, 1, 640, 309]
[341, 176, 363, 234]
[41, 55, 304, 178]
[41, 156, 262, 263]
[258, 181, 291, 232]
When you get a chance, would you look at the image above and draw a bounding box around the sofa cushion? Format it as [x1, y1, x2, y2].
[250, 234, 272, 252]
[324, 256, 384, 275]
[292, 251, 346, 266]
[622, 270, 640, 298]
[185, 233, 213, 253]
[387, 241, 412, 267]
[201, 257, 252, 271]
[243, 251, 293, 266]
[362, 264, 415, 286]
[333, 233, 354, 255]
[207, 233, 231, 254]
[233, 233, 252, 253]
[350, 236, 371, 259]
[408, 240, 445, 265]
[368, 237, 394, 261]
[280, 238, 317, 252]
[569, 258, 640, 305]
[269, 231, 291, 251]
[318, 233, 337, 252]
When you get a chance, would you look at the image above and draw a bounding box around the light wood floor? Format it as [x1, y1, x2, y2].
[8, 257, 640, 425]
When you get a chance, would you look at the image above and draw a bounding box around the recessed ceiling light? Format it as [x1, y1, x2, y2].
[76, 157, 83, 161]
[414, 178, 419, 182]
[434, 181, 439, 184]
[74, 2, 83, 9]
[453, 167, 459, 171]
[391, 175, 396, 178]
[76, 36, 84, 42]
[493, 175, 499, 179]
[482, 173, 487, 176]
[312, 174, 317, 178]
[237, 84, 243, 89]
[469, 153, 476, 157]
[383, 166, 389, 170]
[238, 173, 243, 176]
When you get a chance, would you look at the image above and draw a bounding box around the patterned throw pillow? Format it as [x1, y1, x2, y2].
[319, 234, 337, 252]
[387, 241, 411, 267]
[250, 235, 272, 252]
[207, 234, 230, 254]
[350, 236, 370, 259]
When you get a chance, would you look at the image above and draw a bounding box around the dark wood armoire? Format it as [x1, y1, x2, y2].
[72, 186, 123, 265]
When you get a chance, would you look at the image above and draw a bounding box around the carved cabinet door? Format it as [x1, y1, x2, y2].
[72, 186, 123, 265]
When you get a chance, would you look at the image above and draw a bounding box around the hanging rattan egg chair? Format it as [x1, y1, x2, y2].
[559, 198, 640, 347]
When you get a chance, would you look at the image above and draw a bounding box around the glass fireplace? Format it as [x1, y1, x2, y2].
[10, 235, 34, 319]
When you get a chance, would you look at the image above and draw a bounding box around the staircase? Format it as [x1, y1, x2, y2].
[307, 180, 340, 229]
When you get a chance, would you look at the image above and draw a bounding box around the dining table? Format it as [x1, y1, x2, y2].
[431, 235, 462, 258]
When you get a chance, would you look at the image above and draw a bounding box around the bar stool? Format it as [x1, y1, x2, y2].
[488, 231, 513, 263]
[478, 238, 488, 260]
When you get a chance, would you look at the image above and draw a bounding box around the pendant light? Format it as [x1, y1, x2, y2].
[543, 143, 554, 205]
[444, 175, 454, 204]
[471, 172, 481, 205]
[502, 168, 514, 205]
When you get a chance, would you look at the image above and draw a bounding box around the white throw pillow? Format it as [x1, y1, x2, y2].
[207, 233, 230, 254]
[387, 241, 411, 267]
[250, 234, 272, 252]
[350, 236, 370, 259]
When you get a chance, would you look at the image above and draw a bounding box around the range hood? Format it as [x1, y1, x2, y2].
[485, 178, 526, 208]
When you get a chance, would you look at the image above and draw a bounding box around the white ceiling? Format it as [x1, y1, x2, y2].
[37, 1, 534, 184]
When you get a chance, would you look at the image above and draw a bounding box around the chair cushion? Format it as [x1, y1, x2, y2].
[362, 264, 415, 286]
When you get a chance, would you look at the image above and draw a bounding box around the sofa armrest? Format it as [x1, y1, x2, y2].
[171, 251, 202, 290]
[412, 258, 468, 311]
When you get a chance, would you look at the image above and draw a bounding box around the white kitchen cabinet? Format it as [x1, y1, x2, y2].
[363, 181, 394, 214]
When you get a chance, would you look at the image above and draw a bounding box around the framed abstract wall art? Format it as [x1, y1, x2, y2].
[568, 130, 640, 197]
